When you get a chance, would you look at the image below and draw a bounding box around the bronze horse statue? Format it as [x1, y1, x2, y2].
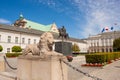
[58, 26, 69, 40]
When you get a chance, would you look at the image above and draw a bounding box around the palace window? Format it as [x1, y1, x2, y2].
[28, 38, 31, 44]
[110, 48, 112, 52]
[102, 48, 104, 52]
[7, 48, 10, 53]
[22, 38, 25, 44]
[34, 39, 36, 44]
[15, 37, 18, 43]
[106, 48, 108, 52]
[8, 36, 11, 43]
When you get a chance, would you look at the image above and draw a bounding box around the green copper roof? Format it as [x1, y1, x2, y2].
[26, 20, 52, 32]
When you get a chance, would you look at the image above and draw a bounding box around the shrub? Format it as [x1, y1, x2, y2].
[85, 54, 106, 63]
[0, 45, 3, 52]
[85, 52, 120, 64]
[12, 46, 22, 52]
[6, 53, 22, 57]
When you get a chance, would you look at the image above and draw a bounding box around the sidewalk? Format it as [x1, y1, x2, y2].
[0, 72, 16, 80]
[81, 60, 120, 80]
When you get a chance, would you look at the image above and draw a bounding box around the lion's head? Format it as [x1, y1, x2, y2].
[38, 32, 54, 51]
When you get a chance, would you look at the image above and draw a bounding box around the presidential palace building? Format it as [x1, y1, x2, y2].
[84, 31, 120, 53]
[0, 15, 87, 53]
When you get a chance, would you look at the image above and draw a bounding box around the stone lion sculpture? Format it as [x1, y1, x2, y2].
[22, 32, 55, 56]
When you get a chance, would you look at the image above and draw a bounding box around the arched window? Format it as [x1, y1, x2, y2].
[102, 48, 104, 52]
[106, 48, 108, 52]
[110, 48, 112, 52]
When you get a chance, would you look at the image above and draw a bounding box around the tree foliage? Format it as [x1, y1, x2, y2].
[12, 46, 22, 52]
[0, 45, 3, 52]
[113, 38, 120, 51]
[72, 43, 80, 52]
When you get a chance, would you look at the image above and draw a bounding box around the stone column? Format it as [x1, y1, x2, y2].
[17, 55, 67, 80]
[0, 53, 5, 72]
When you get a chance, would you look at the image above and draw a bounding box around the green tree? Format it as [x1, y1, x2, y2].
[113, 37, 120, 51]
[72, 43, 80, 53]
[0, 45, 3, 52]
[12, 46, 22, 52]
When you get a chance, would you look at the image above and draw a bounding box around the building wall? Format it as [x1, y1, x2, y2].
[0, 29, 88, 53]
[69, 41, 88, 53]
[85, 31, 120, 53]
[0, 29, 40, 53]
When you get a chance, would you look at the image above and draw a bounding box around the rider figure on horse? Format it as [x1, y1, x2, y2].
[58, 26, 69, 40]
[61, 26, 66, 34]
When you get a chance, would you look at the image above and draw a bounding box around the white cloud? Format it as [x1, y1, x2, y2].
[37, 0, 79, 15]
[73, 0, 120, 38]
[0, 18, 11, 24]
[36, 0, 120, 38]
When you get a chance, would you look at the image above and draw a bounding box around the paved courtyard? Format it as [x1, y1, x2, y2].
[68, 56, 120, 80]
[0, 56, 120, 80]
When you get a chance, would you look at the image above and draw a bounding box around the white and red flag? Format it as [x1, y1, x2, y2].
[105, 27, 109, 31]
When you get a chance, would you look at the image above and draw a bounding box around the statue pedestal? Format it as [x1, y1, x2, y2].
[55, 42, 72, 56]
[17, 55, 67, 80]
[0, 53, 5, 72]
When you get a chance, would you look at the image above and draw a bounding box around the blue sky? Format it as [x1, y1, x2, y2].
[0, 0, 120, 39]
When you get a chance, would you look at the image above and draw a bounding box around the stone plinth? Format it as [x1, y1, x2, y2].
[55, 42, 72, 56]
[17, 55, 67, 80]
[0, 53, 5, 72]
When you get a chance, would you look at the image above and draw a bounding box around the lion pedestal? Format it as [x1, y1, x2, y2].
[17, 32, 68, 80]
[17, 54, 67, 80]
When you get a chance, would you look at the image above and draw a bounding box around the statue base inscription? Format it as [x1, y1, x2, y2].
[17, 55, 67, 80]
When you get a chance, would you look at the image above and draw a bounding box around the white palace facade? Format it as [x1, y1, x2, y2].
[0, 15, 87, 53]
[84, 31, 120, 53]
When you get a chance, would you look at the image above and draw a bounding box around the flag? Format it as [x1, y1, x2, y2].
[111, 27, 114, 30]
[101, 28, 105, 32]
[105, 27, 109, 31]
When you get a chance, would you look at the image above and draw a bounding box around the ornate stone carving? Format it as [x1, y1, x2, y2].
[22, 32, 62, 56]
[14, 19, 27, 28]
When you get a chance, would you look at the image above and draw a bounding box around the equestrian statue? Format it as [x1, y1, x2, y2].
[58, 26, 69, 40]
